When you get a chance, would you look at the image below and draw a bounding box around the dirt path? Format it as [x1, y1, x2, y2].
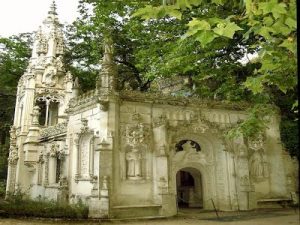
[0, 208, 298, 225]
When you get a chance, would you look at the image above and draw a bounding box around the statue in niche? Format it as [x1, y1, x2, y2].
[248, 135, 268, 180]
[31, 106, 40, 125]
[102, 37, 113, 64]
[126, 146, 142, 180]
[124, 124, 148, 180]
[43, 67, 57, 86]
[37, 53, 46, 67]
[55, 55, 64, 71]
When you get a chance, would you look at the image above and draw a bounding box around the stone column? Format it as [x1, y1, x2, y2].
[48, 151, 57, 184]
[43, 153, 49, 186]
[73, 134, 80, 181]
[6, 147, 19, 195]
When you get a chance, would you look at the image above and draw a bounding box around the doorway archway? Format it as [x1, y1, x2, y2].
[176, 167, 203, 208]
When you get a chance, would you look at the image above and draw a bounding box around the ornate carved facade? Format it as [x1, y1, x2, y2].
[6, 1, 298, 219]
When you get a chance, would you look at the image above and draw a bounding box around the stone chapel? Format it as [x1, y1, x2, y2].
[6, 1, 298, 219]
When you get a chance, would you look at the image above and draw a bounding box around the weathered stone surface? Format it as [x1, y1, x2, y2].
[6, 1, 298, 220]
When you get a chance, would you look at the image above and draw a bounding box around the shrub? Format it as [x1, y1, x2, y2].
[0, 191, 88, 219]
[0, 180, 6, 199]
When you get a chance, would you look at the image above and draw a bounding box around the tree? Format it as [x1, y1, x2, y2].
[0, 33, 32, 181]
[132, 0, 298, 157]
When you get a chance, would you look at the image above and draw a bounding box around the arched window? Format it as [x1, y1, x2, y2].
[36, 96, 59, 126]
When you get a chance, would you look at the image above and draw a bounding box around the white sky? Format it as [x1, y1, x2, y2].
[0, 0, 79, 37]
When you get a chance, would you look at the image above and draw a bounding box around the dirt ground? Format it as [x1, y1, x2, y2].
[0, 208, 299, 225]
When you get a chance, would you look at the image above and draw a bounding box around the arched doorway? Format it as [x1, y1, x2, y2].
[176, 167, 203, 208]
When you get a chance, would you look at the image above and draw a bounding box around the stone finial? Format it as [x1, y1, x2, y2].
[48, 0, 58, 15]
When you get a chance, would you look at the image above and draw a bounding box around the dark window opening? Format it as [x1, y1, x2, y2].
[56, 158, 61, 183]
[36, 98, 59, 127]
[175, 140, 201, 152]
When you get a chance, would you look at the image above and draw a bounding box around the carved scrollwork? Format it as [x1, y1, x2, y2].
[8, 146, 19, 165]
[153, 114, 168, 128]
[40, 122, 67, 138]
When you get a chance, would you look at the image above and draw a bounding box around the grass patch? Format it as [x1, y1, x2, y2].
[0, 192, 88, 219]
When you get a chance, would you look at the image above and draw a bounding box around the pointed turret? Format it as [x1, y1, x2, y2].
[48, 0, 58, 15]
[30, 0, 64, 68]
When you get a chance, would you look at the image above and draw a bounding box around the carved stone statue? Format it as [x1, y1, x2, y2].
[102, 37, 113, 64]
[42, 66, 57, 86]
[249, 149, 264, 178]
[31, 106, 41, 125]
[55, 55, 64, 70]
[126, 146, 142, 180]
[248, 135, 268, 180]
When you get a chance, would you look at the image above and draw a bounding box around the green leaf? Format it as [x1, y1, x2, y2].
[213, 22, 243, 39]
[271, 20, 291, 36]
[263, 16, 274, 26]
[131, 5, 157, 19]
[165, 6, 182, 19]
[285, 17, 297, 29]
[243, 76, 266, 94]
[256, 26, 275, 39]
[279, 38, 296, 54]
[176, 0, 192, 9]
[259, 0, 287, 19]
[187, 18, 211, 30]
[195, 30, 218, 47]
[212, 0, 225, 5]
[189, 0, 203, 6]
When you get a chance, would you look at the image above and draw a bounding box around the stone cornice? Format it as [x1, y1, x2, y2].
[119, 90, 250, 111]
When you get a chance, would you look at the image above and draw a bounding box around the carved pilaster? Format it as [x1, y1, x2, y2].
[43, 153, 50, 186]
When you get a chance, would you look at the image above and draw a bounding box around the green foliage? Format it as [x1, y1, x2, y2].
[227, 104, 274, 139]
[0, 180, 6, 199]
[0, 191, 88, 218]
[132, 0, 297, 156]
[0, 33, 32, 93]
[0, 34, 32, 182]
[280, 119, 299, 159]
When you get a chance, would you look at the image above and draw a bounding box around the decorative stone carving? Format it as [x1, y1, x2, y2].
[40, 122, 67, 138]
[64, 71, 73, 83]
[9, 126, 17, 144]
[126, 146, 142, 179]
[36, 53, 46, 67]
[182, 141, 196, 152]
[153, 114, 168, 128]
[43, 153, 50, 186]
[42, 66, 58, 86]
[55, 55, 64, 71]
[50, 143, 60, 157]
[123, 120, 150, 180]
[66, 90, 98, 113]
[80, 118, 89, 133]
[8, 146, 19, 165]
[56, 40, 64, 55]
[98, 100, 109, 111]
[120, 90, 250, 110]
[132, 113, 142, 123]
[248, 134, 269, 181]
[36, 34, 48, 55]
[31, 106, 41, 125]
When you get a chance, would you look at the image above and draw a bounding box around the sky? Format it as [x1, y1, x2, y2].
[0, 0, 79, 37]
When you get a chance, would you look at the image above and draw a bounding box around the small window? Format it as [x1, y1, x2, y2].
[36, 97, 59, 126]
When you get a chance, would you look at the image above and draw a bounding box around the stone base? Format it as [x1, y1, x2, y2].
[88, 197, 109, 218]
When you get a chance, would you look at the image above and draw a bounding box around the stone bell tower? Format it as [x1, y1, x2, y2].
[6, 0, 78, 195]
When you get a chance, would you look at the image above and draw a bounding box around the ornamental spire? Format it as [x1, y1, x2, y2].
[48, 0, 58, 15]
